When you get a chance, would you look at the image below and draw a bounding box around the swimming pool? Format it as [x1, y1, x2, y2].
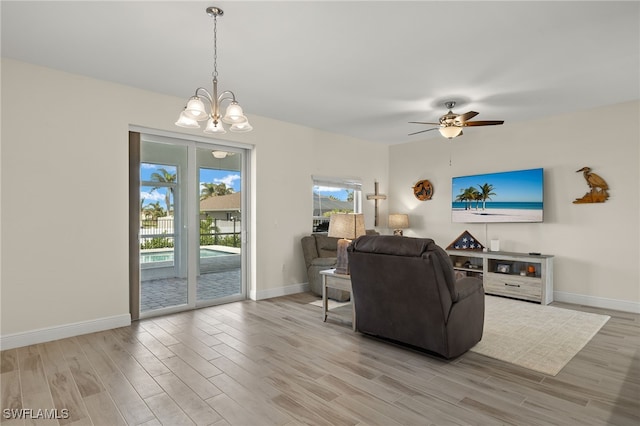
[141, 248, 230, 263]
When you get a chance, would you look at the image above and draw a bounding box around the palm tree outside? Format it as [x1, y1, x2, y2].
[200, 182, 234, 200]
[142, 201, 166, 220]
[150, 168, 176, 215]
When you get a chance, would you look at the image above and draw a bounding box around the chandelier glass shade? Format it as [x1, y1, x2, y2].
[175, 6, 252, 135]
[204, 118, 226, 134]
[174, 112, 200, 128]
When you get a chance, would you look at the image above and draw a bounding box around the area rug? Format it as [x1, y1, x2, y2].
[308, 299, 351, 310]
[470, 296, 610, 376]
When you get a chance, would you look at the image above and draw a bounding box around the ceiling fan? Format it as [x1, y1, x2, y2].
[409, 101, 504, 139]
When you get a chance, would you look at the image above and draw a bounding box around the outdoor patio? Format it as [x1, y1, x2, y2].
[141, 268, 241, 312]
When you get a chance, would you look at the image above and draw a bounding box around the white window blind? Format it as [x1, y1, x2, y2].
[312, 175, 363, 191]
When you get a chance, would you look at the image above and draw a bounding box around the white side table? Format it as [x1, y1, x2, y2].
[320, 269, 355, 330]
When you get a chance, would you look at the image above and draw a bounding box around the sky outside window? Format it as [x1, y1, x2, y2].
[141, 163, 241, 209]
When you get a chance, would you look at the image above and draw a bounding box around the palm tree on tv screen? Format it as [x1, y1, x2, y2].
[454, 192, 467, 209]
[478, 183, 496, 210]
[456, 187, 480, 210]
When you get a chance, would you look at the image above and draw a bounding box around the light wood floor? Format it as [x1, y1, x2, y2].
[1, 293, 638, 425]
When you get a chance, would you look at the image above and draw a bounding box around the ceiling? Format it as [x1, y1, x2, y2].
[2, 1, 638, 144]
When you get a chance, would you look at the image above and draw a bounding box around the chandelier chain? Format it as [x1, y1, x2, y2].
[213, 13, 218, 79]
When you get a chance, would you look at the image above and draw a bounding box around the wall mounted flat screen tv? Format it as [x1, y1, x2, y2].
[452, 168, 544, 223]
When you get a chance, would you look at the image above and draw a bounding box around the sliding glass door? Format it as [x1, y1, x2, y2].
[196, 146, 243, 305]
[134, 134, 247, 318]
[139, 143, 187, 314]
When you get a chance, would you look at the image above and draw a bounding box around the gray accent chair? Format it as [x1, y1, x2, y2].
[301, 234, 349, 301]
[301, 230, 380, 301]
[347, 235, 485, 359]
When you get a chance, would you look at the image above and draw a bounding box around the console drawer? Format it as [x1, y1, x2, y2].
[484, 272, 542, 302]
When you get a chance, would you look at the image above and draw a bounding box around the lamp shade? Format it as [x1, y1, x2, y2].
[211, 150, 228, 159]
[439, 126, 463, 139]
[328, 213, 366, 240]
[388, 214, 409, 229]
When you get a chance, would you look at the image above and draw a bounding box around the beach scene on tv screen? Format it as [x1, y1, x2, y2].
[451, 168, 543, 223]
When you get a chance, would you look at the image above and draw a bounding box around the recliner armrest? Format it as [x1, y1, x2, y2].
[310, 257, 337, 267]
[301, 236, 319, 269]
[453, 277, 483, 302]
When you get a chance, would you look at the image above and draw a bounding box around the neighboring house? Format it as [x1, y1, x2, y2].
[312, 193, 353, 217]
[200, 192, 241, 221]
[313, 193, 354, 232]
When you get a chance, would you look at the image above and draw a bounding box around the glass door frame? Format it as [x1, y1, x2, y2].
[130, 127, 251, 320]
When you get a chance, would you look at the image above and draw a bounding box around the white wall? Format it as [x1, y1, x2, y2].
[3, 57, 635, 349]
[0, 59, 388, 342]
[389, 101, 640, 312]
[249, 116, 388, 300]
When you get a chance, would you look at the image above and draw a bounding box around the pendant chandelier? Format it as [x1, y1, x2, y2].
[175, 6, 252, 134]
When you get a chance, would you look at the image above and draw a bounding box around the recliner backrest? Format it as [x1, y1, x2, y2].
[349, 235, 457, 312]
[314, 234, 338, 258]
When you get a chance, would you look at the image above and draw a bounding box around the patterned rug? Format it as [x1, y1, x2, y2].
[470, 296, 610, 376]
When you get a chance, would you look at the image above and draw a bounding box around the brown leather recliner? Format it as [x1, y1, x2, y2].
[347, 235, 484, 359]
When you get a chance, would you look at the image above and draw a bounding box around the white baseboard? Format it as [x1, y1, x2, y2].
[251, 282, 310, 301]
[0, 314, 131, 350]
[250, 286, 640, 313]
[554, 291, 640, 314]
[3, 291, 632, 350]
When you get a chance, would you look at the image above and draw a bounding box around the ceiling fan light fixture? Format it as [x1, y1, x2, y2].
[409, 100, 503, 139]
[439, 126, 463, 139]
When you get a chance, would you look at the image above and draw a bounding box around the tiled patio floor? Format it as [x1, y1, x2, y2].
[141, 268, 241, 312]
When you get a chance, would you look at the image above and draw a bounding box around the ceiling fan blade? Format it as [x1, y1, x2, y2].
[408, 121, 440, 125]
[408, 128, 439, 136]
[457, 111, 479, 122]
[463, 120, 504, 127]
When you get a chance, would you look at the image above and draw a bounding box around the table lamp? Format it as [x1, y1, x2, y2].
[388, 213, 409, 236]
[328, 213, 366, 275]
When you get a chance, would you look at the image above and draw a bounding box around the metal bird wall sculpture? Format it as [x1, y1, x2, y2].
[574, 166, 609, 203]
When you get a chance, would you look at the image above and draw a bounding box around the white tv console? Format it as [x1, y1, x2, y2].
[446, 250, 554, 305]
